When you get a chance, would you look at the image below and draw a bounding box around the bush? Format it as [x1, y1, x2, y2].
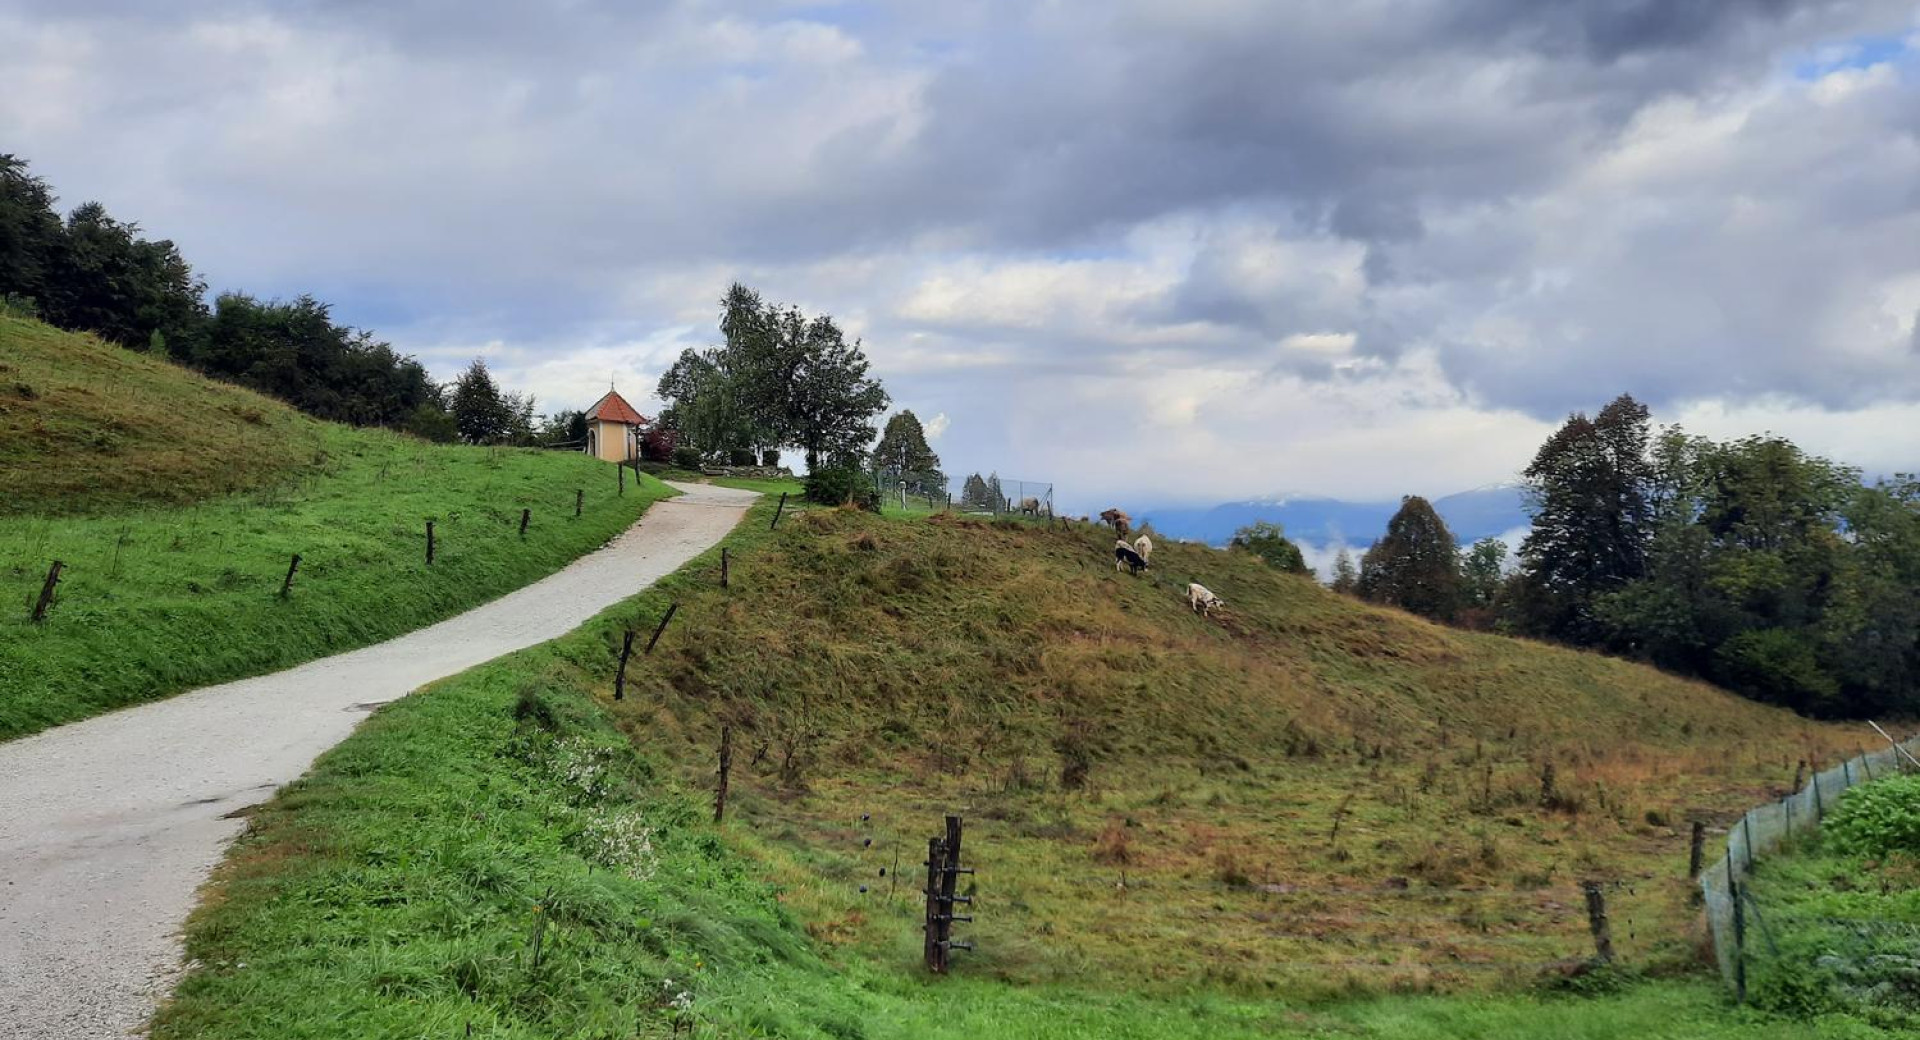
[761, 449, 780, 468]
[671, 445, 703, 470]
[640, 425, 678, 462]
[803, 467, 879, 512]
[727, 447, 756, 466]
[1825, 774, 1920, 859]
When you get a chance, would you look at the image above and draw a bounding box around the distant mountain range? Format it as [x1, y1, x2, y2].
[1137, 484, 1531, 549]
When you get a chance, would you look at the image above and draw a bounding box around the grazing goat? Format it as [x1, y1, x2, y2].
[1187, 582, 1223, 617]
[1115, 540, 1148, 575]
[1133, 534, 1153, 565]
[1099, 508, 1132, 538]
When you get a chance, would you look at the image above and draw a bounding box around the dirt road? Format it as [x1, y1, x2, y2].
[0, 482, 757, 1039]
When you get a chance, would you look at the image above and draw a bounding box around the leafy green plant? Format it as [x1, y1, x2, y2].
[803, 467, 879, 512]
[1825, 774, 1920, 858]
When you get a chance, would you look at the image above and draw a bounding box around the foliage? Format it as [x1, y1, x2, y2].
[803, 466, 880, 512]
[1358, 495, 1461, 620]
[1511, 394, 1654, 643]
[960, 472, 992, 511]
[1229, 520, 1311, 575]
[873, 410, 945, 494]
[1460, 537, 1508, 609]
[672, 444, 703, 470]
[1506, 393, 1917, 717]
[448, 358, 515, 444]
[1330, 547, 1358, 594]
[641, 424, 680, 462]
[1824, 774, 1920, 859]
[196, 293, 442, 428]
[656, 283, 889, 470]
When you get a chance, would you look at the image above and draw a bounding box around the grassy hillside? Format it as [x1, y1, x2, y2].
[0, 315, 328, 514]
[154, 495, 1892, 1037]
[0, 316, 674, 739]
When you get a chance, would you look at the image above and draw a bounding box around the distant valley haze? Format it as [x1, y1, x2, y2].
[6, 1, 1919, 504]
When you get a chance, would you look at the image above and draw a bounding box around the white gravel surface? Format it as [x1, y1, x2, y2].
[0, 481, 757, 1039]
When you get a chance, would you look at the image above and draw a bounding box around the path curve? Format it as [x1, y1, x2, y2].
[0, 481, 758, 1040]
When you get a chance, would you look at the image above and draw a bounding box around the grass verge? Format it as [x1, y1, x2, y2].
[1, 429, 671, 739]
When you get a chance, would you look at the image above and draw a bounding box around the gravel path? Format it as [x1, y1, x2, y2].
[0, 481, 757, 1039]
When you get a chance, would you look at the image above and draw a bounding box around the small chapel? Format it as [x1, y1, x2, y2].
[582, 388, 647, 463]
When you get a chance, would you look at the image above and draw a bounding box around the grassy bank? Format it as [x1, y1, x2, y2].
[0, 316, 674, 740]
[155, 497, 1892, 1036]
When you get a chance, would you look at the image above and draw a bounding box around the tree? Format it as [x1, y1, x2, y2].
[1510, 394, 1655, 642]
[1330, 549, 1358, 595]
[1230, 521, 1311, 575]
[1358, 496, 1461, 620]
[960, 473, 991, 511]
[986, 472, 1005, 512]
[874, 410, 945, 494]
[449, 358, 513, 444]
[0, 154, 65, 310]
[1459, 538, 1508, 609]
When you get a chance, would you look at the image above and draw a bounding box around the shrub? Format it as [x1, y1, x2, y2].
[727, 448, 756, 466]
[1825, 774, 1920, 859]
[671, 445, 703, 470]
[803, 467, 879, 512]
[640, 425, 678, 462]
[761, 449, 780, 467]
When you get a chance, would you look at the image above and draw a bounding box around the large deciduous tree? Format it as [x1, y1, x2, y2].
[1358, 496, 1461, 620]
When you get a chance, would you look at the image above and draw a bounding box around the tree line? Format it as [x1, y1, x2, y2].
[1298, 393, 1918, 718]
[0, 153, 551, 445]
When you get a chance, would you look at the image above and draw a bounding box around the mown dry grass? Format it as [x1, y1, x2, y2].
[604, 505, 1866, 997]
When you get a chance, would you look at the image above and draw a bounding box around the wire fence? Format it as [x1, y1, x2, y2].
[1699, 728, 1920, 1000]
[872, 471, 1055, 519]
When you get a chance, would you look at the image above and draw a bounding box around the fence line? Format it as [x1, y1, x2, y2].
[1698, 728, 1920, 997]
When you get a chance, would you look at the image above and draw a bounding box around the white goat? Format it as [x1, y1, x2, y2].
[1187, 582, 1223, 617]
[1133, 534, 1153, 565]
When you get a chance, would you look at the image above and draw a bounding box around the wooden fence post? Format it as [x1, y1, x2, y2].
[613, 629, 635, 701]
[923, 837, 946, 973]
[1742, 813, 1756, 871]
[720, 547, 729, 589]
[575, 489, 583, 518]
[30, 560, 63, 622]
[714, 724, 732, 825]
[619, 464, 625, 496]
[426, 521, 435, 565]
[1688, 820, 1705, 877]
[771, 492, 788, 530]
[644, 603, 679, 654]
[1582, 880, 1615, 964]
[519, 508, 531, 539]
[1731, 871, 1748, 1004]
[280, 554, 301, 599]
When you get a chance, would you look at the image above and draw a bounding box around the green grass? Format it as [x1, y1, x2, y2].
[154, 497, 1898, 1036]
[0, 317, 675, 739]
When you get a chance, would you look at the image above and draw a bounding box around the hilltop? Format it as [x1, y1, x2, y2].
[0, 315, 329, 515]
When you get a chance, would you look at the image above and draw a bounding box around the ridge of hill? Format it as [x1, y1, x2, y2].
[155, 494, 1887, 1037]
[0, 315, 328, 515]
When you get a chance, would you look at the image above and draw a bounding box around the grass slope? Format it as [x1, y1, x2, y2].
[0, 315, 325, 514]
[157, 496, 1890, 1038]
[0, 316, 673, 739]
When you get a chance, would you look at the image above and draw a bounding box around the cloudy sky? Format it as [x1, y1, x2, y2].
[6, 0, 1920, 511]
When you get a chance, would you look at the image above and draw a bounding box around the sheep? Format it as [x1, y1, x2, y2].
[1115, 539, 1148, 575]
[1020, 496, 1041, 516]
[1099, 508, 1132, 538]
[1187, 582, 1223, 617]
[1133, 534, 1153, 565]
